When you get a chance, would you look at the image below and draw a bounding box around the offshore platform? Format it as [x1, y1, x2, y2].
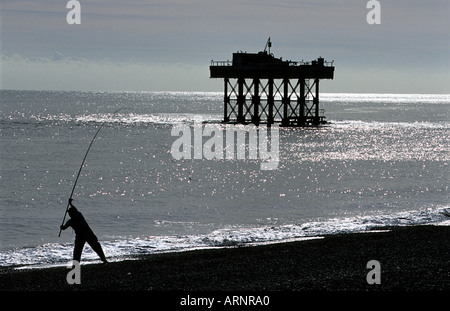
[210, 38, 335, 126]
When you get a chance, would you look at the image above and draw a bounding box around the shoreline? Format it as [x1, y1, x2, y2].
[1, 225, 449, 292]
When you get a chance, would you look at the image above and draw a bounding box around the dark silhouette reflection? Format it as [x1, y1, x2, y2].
[60, 199, 108, 264]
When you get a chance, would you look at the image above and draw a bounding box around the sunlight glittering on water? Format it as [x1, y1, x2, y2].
[285, 120, 449, 162]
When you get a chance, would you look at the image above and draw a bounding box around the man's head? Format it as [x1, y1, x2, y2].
[68, 206, 78, 218]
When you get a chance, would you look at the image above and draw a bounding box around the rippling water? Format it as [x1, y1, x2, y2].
[0, 90, 448, 268]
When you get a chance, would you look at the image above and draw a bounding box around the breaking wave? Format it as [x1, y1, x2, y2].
[1, 206, 448, 270]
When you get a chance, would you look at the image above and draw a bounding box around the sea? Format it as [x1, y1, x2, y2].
[0, 90, 448, 269]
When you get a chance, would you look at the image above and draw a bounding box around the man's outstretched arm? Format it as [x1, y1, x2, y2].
[60, 219, 71, 230]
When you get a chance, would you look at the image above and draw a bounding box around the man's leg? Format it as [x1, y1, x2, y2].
[73, 238, 85, 262]
[88, 239, 108, 263]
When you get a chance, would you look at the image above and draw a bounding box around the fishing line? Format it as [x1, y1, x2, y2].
[58, 107, 128, 237]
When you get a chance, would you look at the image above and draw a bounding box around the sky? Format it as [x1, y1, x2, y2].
[0, 0, 449, 93]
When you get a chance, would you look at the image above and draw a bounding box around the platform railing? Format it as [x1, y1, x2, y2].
[288, 60, 334, 67]
[211, 60, 232, 66]
[211, 59, 333, 67]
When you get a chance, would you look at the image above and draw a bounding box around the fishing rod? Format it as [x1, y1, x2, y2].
[58, 108, 127, 237]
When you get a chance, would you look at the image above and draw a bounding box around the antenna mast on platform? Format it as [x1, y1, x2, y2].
[264, 37, 272, 54]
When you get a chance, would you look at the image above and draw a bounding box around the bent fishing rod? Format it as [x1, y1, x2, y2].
[58, 108, 127, 237]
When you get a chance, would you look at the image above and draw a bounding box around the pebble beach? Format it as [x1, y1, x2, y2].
[1, 225, 449, 292]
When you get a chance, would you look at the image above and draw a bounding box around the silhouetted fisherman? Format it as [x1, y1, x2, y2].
[60, 199, 108, 264]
